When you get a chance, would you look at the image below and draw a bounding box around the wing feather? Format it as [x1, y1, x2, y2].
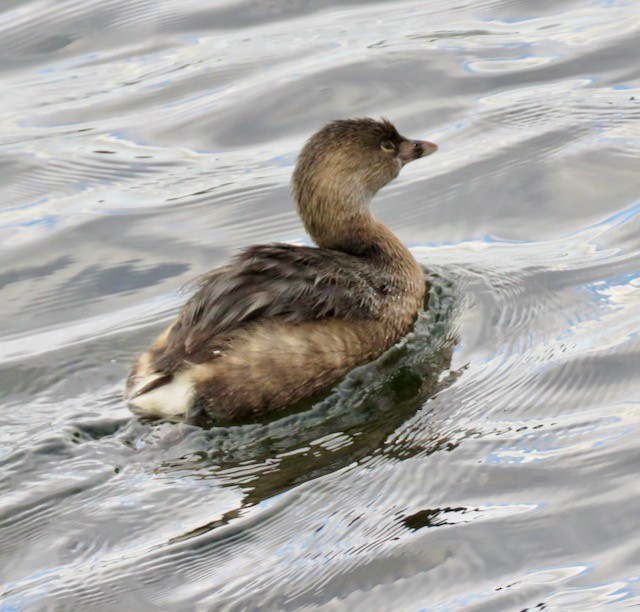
[163, 243, 389, 364]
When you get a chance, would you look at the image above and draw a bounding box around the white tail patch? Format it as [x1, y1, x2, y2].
[128, 370, 195, 418]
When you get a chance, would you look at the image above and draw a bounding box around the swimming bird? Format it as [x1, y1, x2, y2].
[125, 118, 438, 422]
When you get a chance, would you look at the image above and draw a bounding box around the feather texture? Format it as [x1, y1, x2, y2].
[152, 243, 394, 371]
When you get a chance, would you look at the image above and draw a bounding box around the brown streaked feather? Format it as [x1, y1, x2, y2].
[130, 372, 174, 399]
[158, 243, 394, 369]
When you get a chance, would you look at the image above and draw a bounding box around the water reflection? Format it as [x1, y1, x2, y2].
[155, 276, 458, 535]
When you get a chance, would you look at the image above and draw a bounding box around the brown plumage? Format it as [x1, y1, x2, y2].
[125, 117, 438, 422]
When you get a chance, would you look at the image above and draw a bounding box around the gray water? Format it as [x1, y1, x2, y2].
[2, 0, 640, 610]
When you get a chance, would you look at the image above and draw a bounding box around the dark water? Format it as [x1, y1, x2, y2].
[2, 0, 640, 609]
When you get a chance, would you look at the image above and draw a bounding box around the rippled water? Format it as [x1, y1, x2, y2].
[2, 0, 640, 609]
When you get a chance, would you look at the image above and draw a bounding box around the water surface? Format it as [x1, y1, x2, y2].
[2, 0, 640, 609]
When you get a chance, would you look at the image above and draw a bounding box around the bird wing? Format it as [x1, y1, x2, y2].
[164, 243, 390, 362]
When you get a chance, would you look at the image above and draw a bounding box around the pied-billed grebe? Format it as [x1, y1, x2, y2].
[126, 118, 438, 422]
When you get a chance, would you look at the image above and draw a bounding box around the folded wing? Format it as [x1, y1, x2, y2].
[156, 243, 389, 370]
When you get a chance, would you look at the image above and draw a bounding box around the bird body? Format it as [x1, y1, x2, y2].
[126, 118, 437, 422]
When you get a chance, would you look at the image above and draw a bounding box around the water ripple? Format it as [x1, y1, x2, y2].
[2, 0, 640, 608]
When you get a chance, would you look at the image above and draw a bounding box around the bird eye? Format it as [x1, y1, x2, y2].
[380, 140, 395, 153]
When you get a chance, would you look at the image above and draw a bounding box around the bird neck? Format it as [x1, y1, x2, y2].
[295, 186, 413, 268]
